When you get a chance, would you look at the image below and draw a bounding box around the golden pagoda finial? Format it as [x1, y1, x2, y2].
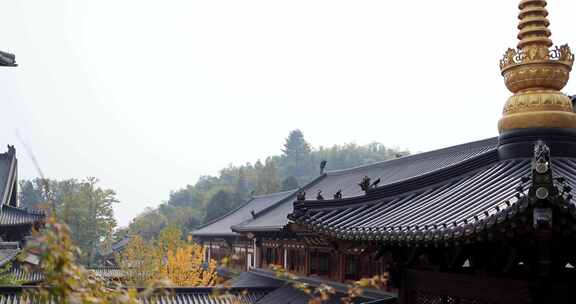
[498, 0, 575, 133]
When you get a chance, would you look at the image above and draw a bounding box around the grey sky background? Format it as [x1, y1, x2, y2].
[1, 1, 574, 227]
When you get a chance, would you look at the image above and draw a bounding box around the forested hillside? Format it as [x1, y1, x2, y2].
[18, 130, 409, 261]
[121, 130, 409, 240]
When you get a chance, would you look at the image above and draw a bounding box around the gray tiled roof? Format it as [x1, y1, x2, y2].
[245, 269, 396, 304]
[0, 286, 272, 303]
[7, 268, 130, 284]
[231, 271, 284, 289]
[256, 284, 348, 304]
[111, 237, 131, 252]
[6, 268, 44, 284]
[291, 144, 576, 245]
[0, 205, 45, 226]
[98, 237, 131, 256]
[0, 146, 17, 207]
[233, 137, 498, 233]
[193, 190, 296, 237]
[0, 243, 20, 267]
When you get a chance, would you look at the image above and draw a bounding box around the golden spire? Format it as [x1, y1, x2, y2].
[498, 0, 575, 133]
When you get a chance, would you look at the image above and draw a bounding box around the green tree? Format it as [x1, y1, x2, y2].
[126, 207, 168, 240]
[204, 190, 234, 223]
[255, 158, 280, 195]
[57, 178, 118, 265]
[235, 168, 250, 201]
[282, 129, 312, 180]
[167, 185, 203, 209]
[281, 176, 299, 191]
[24, 217, 147, 303]
[18, 180, 45, 209]
[19, 177, 119, 265]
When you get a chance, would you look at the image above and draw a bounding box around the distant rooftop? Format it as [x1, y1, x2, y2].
[192, 190, 296, 238]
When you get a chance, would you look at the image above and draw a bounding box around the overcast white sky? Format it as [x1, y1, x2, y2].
[0, 1, 574, 227]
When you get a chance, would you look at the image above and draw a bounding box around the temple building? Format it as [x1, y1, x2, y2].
[0, 146, 46, 242]
[0, 146, 46, 282]
[2, 0, 575, 303]
[193, 139, 495, 276]
[193, 1, 576, 303]
[193, 190, 296, 272]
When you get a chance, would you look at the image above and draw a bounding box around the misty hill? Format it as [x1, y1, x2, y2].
[121, 130, 409, 240]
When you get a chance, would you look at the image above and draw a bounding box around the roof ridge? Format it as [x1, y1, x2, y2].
[231, 175, 327, 232]
[194, 190, 299, 233]
[294, 150, 501, 209]
[324, 137, 498, 176]
[2, 205, 46, 215]
[251, 189, 296, 199]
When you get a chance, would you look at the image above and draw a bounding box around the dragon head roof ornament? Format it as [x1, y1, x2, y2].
[499, 0, 575, 133]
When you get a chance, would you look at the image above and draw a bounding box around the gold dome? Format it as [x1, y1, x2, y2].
[498, 0, 575, 133]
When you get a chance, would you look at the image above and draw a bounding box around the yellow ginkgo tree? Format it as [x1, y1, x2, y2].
[119, 226, 219, 287]
[160, 242, 218, 286]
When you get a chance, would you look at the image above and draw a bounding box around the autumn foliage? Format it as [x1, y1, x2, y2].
[119, 226, 219, 287]
[22, 217, 163, 303]
[160, 243, 218, 286]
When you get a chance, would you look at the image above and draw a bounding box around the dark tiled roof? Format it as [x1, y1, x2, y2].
[0, 205, 45, 226]
[6, 268, 44, 284]
[99, 237, 131, 256]
[0, 244, 20, 267]
[231, 271, 284, 289]
[111, 237, 131, 252]
[290, 155, 576, 245]
[256, 284, 347, 304]
[0, 146, 17, 207]
[0, 286, 271, 303]
[246, 269, 396, 304]
[234, 138, 498, 233]
[193, 190, 296, 237]
[8, 268, 131, 284]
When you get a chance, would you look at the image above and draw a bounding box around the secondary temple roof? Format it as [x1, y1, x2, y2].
[0, 146, 18, 207]
[193, 190, 296, 238]
[0, 146, 46, 228]
[0, 146, 45, 228]
[0, 205, 46, 226]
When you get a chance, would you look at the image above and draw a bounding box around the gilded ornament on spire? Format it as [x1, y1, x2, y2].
[498, 0, 576, 133]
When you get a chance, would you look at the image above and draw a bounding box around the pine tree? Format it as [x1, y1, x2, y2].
[282, 129, 312, 181]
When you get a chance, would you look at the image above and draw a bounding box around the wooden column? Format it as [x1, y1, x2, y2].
[244, 241, 249, 271]
[337, 252, 345, 282]
[283, 248, 288, 269]
[254, 238, 261, 268]
[305, 248, 310, 276]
